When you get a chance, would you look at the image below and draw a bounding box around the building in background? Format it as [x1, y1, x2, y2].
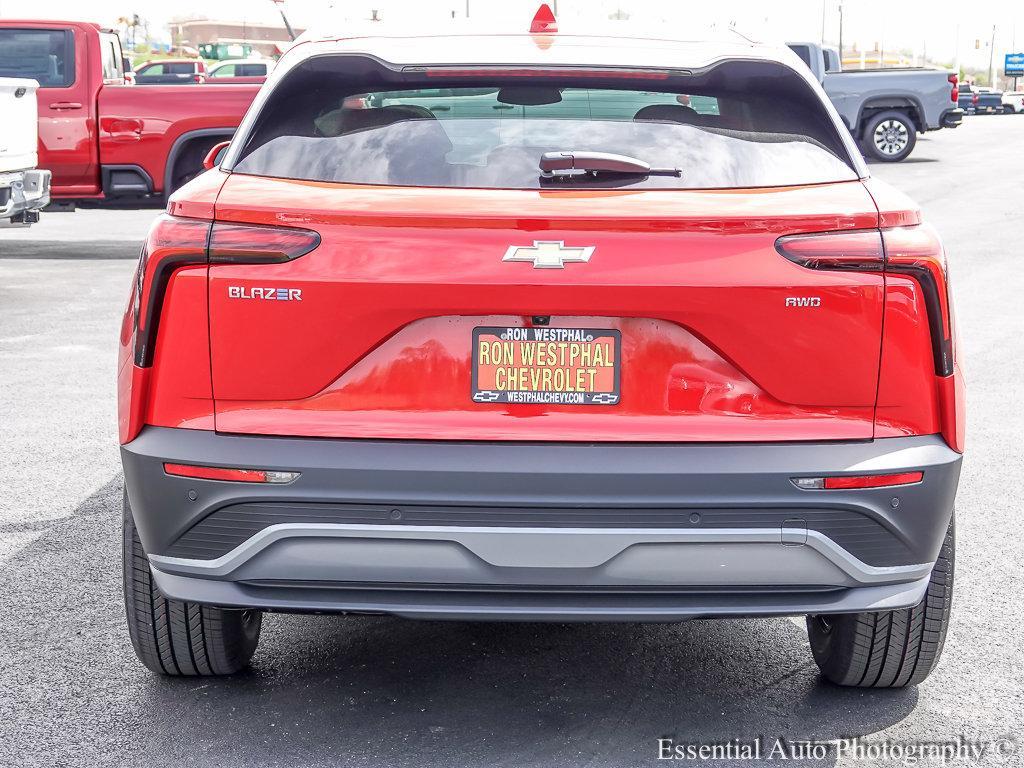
[169, 18, 303, 58]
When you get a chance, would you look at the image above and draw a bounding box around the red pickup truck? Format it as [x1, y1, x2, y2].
[0, 20, 259, 205]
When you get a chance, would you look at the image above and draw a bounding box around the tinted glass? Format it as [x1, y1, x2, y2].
[236, 76, 856, 190]
[236, 63, 266, 77]
[789, 45, 813, 69]
[165, 62, 194, 75]
[0, 28, 74, 87]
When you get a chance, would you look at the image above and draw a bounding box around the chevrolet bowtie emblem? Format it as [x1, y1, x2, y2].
[502, 241, 595, 269]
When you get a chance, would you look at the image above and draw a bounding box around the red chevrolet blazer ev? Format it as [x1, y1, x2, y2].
[118, 18, 964, 687]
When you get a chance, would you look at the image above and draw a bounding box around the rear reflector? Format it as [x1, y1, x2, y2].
[792, 471, 924, 490]
[164, 462, 299, 484]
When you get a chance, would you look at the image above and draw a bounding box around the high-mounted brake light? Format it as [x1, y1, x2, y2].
[792, 471, 923, 490]
[164, 462, 299, 484]
[420, 66, 672, 80]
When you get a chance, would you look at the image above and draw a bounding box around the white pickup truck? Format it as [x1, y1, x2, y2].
[0, 77, 50, 226]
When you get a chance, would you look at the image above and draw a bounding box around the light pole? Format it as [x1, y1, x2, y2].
[988, 24, 997, 88]
[838, 3, 844, 66]
[270, 0, 296, 41]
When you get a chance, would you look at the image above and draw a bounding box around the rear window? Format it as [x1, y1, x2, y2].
[234, 58, 857, 190]
[0, 28, 75, 87]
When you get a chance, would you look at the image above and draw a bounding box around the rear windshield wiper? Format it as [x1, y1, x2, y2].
[539, 151, 682, 179]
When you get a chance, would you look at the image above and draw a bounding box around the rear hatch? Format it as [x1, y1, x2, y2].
[208, 56, 881, 442]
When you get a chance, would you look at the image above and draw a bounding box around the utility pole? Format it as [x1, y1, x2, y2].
[953, 24, 960, 79]
[821, 0, 827, 45]
[270, 0, 296, 41]
[838, 4, 844, 66]
[988, 24, 997, 88]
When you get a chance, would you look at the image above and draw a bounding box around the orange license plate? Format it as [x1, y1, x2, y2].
[472, 326, 621, 405]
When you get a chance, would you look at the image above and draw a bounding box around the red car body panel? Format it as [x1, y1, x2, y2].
[202, 176, 888, 441]
[0, 20, 259, 200]
[96, 83, 258, 196]
[118, 172, 963, 452]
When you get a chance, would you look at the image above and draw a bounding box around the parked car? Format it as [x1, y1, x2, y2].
[0, 20, 260, 205]
[0, 77, 49, 225]
[120, 13, 964, 688]
[133, 58, 206, 85]
[788, 42, 962, 161]
[1003, 91, 1024, 114]
[207, 58, 273, 81]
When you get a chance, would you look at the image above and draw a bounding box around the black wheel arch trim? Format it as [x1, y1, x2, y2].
[163, 127, 236, 198]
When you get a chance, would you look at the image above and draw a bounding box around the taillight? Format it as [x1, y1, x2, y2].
[133, 215, 210, 367]
[972, 93, 979, 104]
[208, 221, 321, 264]
[164, 462, 299, 484]
[776, 224, 962, 452]
[882, 226, 953, 376]
[948, 73, 958, 103]
[777, 225, 952, 376]
[776, 230, 884, 271]
[132, 217, 319, 366]
[792, 471, 923, 490]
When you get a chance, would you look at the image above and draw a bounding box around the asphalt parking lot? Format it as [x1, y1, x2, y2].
[1, 115, 1022, 768]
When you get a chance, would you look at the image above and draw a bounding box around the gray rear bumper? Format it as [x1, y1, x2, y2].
[122, 428, 961, 621]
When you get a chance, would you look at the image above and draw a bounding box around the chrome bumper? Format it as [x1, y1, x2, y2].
[0, 168, 51, 223]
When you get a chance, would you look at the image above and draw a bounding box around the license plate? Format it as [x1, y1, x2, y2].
[472, 326, 621, 405]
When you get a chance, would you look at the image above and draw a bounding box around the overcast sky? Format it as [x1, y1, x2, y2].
[3, 0, 1022, 68]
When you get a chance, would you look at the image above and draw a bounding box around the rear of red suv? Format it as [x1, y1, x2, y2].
[118, 30, 964, 686]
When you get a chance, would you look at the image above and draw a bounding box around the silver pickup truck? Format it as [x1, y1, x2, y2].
[789, 42, 963, 162]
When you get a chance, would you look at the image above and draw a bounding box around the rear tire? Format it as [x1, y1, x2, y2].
[806, 515, 954, 688]
[123, 492, 262, 675]
[861, 110, 917, 162]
